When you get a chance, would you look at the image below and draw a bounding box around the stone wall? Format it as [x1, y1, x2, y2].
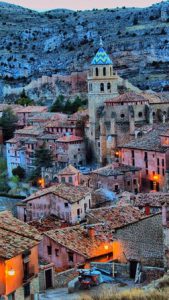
[114, 213, 163, 267]
[14, 276, 39, 300]
[54, 268, 79, 288]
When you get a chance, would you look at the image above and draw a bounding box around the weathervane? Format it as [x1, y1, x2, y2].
[99, 36, 103, 47]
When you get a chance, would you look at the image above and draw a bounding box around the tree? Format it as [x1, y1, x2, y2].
[15, 89, 35, 106]
[33, 143, 53, 179]
[50, 95, 64, 112]
[0, 107, 18, 142]
[12, 166, 25, 180]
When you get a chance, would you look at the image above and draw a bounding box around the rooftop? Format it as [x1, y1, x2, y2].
[0, 211, 41, 259]
[91, 47, 112, 65]
[92, 164, 140, 177]
[24, 183, 91, 204]
[28, 216, 69, 233]
[105, 92, 148, 104]
[56, 135, 83, 143]
[15, 126, 44, 136]
[58, 164, 79, 176]
[134, 192, 169, 207]
[45, 225, 109, 258]
[87, 206, 143, 230]
[123, 123, 169, 152]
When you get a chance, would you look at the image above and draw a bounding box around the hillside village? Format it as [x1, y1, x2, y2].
[2, 1, 169, 300]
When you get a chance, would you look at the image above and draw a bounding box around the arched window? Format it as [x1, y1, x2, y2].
[138, 112, 143, 118]
[107, 82, 111, 91]
[110, 67, 112, 76]
[100, 83, 104, 92]
[96, 67, 99, 76]
[103, 67, 106, 76]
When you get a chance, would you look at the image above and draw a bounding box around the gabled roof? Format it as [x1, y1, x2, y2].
[23, 183, 91, 204]
[58, 164, 79, 176]
[0, 211, 41, 259]
[45, 225, 109, 258]
[91, 47, 112, 65]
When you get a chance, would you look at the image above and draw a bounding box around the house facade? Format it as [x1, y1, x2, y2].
[17, 183, 92, 224]
[0, 211, 41, 300]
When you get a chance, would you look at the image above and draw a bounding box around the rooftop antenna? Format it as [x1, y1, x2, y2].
[100, 36, 103, 47]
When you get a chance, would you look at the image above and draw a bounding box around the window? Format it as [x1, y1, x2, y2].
[120, 114, 125, 118]
[61, 177, 65, 183]
[74, 155, 77, 159]
[68, 252, 74, 262]
[55, 249, 59, 256]
[138, 112, 143, 117]
[100, 83, 104, 92]
[77, 208, 80, 216]
[144, 152, 147, 161]
[157, 167, 160, 174]
[133, 179, 137, 185]
[64, 203, 68, 208]
[114, 185, 119, 191]
[89, 83, 93, 91]
[103, 67, 106, 76]
[8, 292, 15, 300]
[132, 150, 135, 158]
[95, 67, 99, 76]
[107, 82, 111, 90]
[162, 159, 165, 167]
[162, 169, 165, 176]
[47, 246, 52, 256]
[157, 158, 160, 166]
[84, 203, 87, 212]
[127, 181, 130, 186]
[68, 176, 73, 183]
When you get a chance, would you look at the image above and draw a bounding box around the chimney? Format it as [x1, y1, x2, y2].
[88, 227, 95, 239]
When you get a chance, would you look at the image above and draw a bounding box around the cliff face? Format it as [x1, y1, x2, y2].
[1, 1, 169, 102]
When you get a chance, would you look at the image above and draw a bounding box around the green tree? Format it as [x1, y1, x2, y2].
[15, 89, 35, 106]
[0, 107, 18, 142]
[12, 166, 25, 180]
[50, 95, 64, 112]
[33, 143, 53, 179]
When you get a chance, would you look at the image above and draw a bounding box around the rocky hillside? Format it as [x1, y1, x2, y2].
[1, 1, 169, 101]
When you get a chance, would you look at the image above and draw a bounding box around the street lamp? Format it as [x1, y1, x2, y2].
[153, 174, 159, 191]
[7, 268, 15, 276]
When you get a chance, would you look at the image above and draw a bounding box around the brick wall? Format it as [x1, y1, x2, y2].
[114, 214, 163, 267]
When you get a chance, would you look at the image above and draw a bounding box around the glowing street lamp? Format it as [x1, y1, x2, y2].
[7, 268, 15, 276]
[153, 174, 159, 191]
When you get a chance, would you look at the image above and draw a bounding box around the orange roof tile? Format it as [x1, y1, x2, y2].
[0, 211, 41, 259]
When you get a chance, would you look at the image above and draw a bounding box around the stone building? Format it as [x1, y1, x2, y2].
[0, 211, 41, 300]
[121, 124, 169, 192]
[87, 40, 169, 164]
[17, 183, 92, 224]
[113, 213, 164, 277]
[39, 225, 114, 272]
[89, 163, 141, 193]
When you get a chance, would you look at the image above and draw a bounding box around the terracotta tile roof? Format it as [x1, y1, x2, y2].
[92, 164, 140, 177]
[134, 192, 169, 207]
[123, 123, 169, 152]
[16, 106, 48, 113]
[45, 225, 109, 258]
[45, 121, 75, 128]
[15, 126, 44, 136]
[105, 92, 148, 104]
[6, 138, 18, 144]
[0, 211, 41, 259]
[24, 183, 91, 204]
[28, 216, 69, 233]
[56, 135, 83, 143]
[87, 206, 143, 230]
[58, 165, 79, 176]
[140, 92, 169, 104]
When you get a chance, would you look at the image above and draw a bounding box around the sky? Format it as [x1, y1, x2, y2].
[2, 0, 162, 11]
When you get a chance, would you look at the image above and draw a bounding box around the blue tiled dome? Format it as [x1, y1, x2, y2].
[91, 47, 113, 65]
